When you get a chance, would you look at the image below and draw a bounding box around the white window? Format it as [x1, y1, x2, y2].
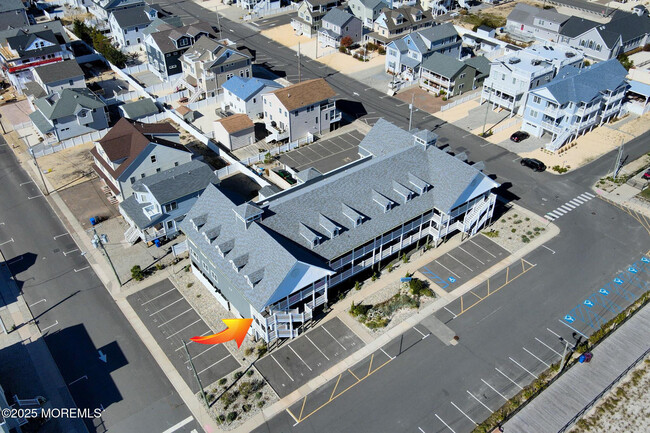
[166, 220, 174, 230]
[150, 155, 156, 163]
[533, 96, 541, 104]
[529, 109, 538, 118]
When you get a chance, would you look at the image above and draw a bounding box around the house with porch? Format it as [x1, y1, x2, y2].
[318, 8, 363, 48]
[367, 5, 434, 47]
[181, 118, 499, 343]
[236, 0, 281, 13]
[292, 0, 340, 38]
[520, 59, 628, 151]
[120, 160, 218, 244]
[419, 53, 490, 97]
[91, 118, 193, 201]
[348, 0, 388, 29]
[221, 76, 283, 120]
[109, 4, 166, 49]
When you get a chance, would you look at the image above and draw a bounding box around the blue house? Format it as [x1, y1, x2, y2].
[221, 76, 283, 120]
[521, 59, 629, 151]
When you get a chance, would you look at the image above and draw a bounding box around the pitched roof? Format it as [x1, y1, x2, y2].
[463, 55, 491, 78]
[120, 98, 159, 119]
[357, 0, 387, 9]
[0, 10, 28, 31]
[142, 15, 183, 37]
[33, 60, 84, 85]
[0, 20, 69, 45]
[182, 37, 251, 71]
[6, 30, 62, 58]
[34, 88, 105, 120]
[149, 21, 216, 54]
[322, 8, 357, 27]
[603, 11, 650, 45]
[222, 76, 282, 101]
[379, 6, 432, 32]
[421, 52, 466, 78]
[0, 0, 25, 13]
[267, 78, 336, 111]
[111, 6, 153, 29]
[558, 16, 600, 38]
[215, 113, 254, 134]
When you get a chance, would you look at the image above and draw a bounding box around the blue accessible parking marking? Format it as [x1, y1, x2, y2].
[642, 257, 650, 263]
[614, 278, 623, 284]
[583, 299, 594, 308]
[628, 267, 638, 274]
[564, 315, 575, 323]
[421, 266, 449, 290]
[599, 288, 609, 295]
[448, 277, 456, 283]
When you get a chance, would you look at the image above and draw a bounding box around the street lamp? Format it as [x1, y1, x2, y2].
[91, 228, 122, 286]
[559, 336, 574, 371]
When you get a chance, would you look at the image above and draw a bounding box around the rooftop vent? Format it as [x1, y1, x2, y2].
[566, 52, 575, 58]
[508, 57, 520, 64]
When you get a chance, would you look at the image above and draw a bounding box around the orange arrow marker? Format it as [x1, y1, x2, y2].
[190, 318, 253, 348]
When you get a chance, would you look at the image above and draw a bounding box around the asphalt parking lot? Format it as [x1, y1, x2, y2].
[278, 130, 364, 174]
[127, 279, 240, 392]
[251, 13, 296, 31]
[419, 235, 508, 292]
[255, 317, 364, 397]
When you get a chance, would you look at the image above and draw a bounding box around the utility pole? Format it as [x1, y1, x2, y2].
[184, 340, 210, 407]
[298, 42, 301, 83]
[408, 94, 416, 131]
[481, 87, 492, 137]
[215, 4, 222, 40]
[29, 147, 49, 195]
[613, 141, 624, 180]
[92, 228, 122, 286]
[559, 337, 571, 371]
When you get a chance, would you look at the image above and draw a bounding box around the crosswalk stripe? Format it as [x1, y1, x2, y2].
[559, 205, 572, 212]
[572, 196, 587, 203]
[545, 214, 555, 221]
[550, 211, 563, 218]
[582, 192, 595, 199]
[555, 208, 567, 215]
[564, 203, 576, 209]
[569, 199, 582, 206]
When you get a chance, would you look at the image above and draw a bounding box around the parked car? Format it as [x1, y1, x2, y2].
[520, 158, 546, 172]
[510, 131, 530, 142]
[642, 169, 650, 180]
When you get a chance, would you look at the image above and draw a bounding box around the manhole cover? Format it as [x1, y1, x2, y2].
[53, 248, 60, 253]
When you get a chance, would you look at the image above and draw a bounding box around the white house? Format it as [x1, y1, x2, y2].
[109, 4, 163, 48]
[221, 76, 283, 120]
[214, 114, 255, 151]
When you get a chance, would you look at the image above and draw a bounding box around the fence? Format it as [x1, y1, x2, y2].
[215, 164, 240, 178]
[105, 90, 142, 105]
[247, 3, 298, 20]
[156, 89, 191, 105]
[136, 112, 169, 124]
[187, 94, 223, 111]
[122, 64, 151, 75]
[490, 117, 520, 135]
[145, 81, 178, 95]
[239, 134, 313, 166]
[13, 121, 33, 131]
[32, 129, 109, 158]
[440, 91, 481, 112]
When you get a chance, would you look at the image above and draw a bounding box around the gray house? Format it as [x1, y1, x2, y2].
[419, 53, 490, 97]
[120, 160, 218, 244]
[505, 4, 569, 43]
[32, 60, 85, 95]
[181, 118, 499, 342]
[29, 88, 108, 142]
[348, 0, 388, 29]
[109, 4, 164, 48]
[318, 8, 363, 48]
[0, 0, 29, 31]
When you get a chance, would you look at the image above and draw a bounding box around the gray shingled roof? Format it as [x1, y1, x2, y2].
[121, 98, 159, 119]
[111, 6, 152, 29]
[33, 88, 105, 120]
[137, 160, 217, 204]
[421, 52, 466, 78]
[34, 60, 84, 85]
[322, 8, 357, 27]
[296, 167, 323, 183]
[0, 0, 25, 13]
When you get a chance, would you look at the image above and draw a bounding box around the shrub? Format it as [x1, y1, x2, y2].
[371, 273, 378, 281]
[264, 152, 272, 164]
[511, 228, 516, 233]
[226, 411, 238, 422]
[514, 219, 522, 224]
[155, 263, 164, 271]
[484, 230, 499, 238]
[521, 235, 530, 243]
[551, 165, 569, 174]
[338, 46, 347, 53]
[244, 347, 254, 356]
[217, 414, 225, 423]
[246, 369, 254, 377]
[239, 381, 253, 399]
[366, 42, 377, 51]
[72, 20, 128, 67]
[349, 301, 371, 317]
[218, 378, 227, 386]
[184, 264, 190, 272]
[187, 282, 193, 288]
[340, 36, 354, 48]
[221, 391, 237, 408]
[233, 371, 244, 381]
[402, 253, 408, 264]
[365, 317, 389, 328]
[354, 281, 361, 291]
[408, 278, 426, 296]
[257, 401, 265, 408]
[131, 265, 144, 281]
[617, 53, 634, 70]
[242, 404, 251, 413]
[387, 264, 393, 273]
[255, 391, 263, 400]
[378, 46, 386, 55]
[256, 343, 267, 357]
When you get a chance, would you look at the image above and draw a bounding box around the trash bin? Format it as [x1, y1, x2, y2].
[90, 217, 97, 226]
[154, 239, 161, 248]
[584, 352, 593, 363]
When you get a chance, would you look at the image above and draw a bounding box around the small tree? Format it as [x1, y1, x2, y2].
[617, 53, 634, 70]
[264, 152, 272, 164]
[131, 265, 144, 281]
[354, 281, 361, 291]
[340, 36, 354, 49]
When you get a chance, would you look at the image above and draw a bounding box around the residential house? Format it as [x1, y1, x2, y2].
[0, 21, 73, 93]
[214, 114, 255, 151]
[367, 5, 434, 47]
[318, 8, 363, 48]
[29, 59, 85, 98]
[385, 23, 461, 81]
[179, 37, 252, 102]
[109, 4, 166, 48]
[505, 4, 569, 43]
[624, 80, 650, 115]
[0, 0, 29, 31]
[292, 0, 340, 38]
[388, 0, 417, 8]
[521, 59, 628, 150]
[236, 0, 281, 13]
[221, 76, 283, 120]
[262, 78, 341, 142]
[476, 25, 496, 39]
[29, 88, 108, 142]
[422, 0, 455, 17]
[91, 118, 193, 201]
[120, 160, 218, 244]
[481, 43, 584, 115]
[87, 0, 145, 21]
[144, 21, 216, 79]
[141, 15, 184, 39]
[348, 0, 388, 29]
[181, 118, 499, 342]
[419, 53, 490, 96]
[119, 98, 160, 120]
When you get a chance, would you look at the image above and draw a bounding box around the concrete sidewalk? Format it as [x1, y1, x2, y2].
[504, 304, 650, 433]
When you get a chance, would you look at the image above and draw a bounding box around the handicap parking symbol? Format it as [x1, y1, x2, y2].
[448, 277, 456, 283]
[564, 315, 575, 323]
[628, 267, 638, 274]
[642, 257, 650, 263]
[599, 288, 609, 295]
[584, 299, 594, 308]
[614, 278, 623, 284]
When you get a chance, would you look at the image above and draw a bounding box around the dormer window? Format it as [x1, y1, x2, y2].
[342, 204, 364, 227]
[216, 239, 234, 258]
[300, 223, 322, 249]
[190, 214, 207, 231]
[319, 213, 340, 238]
[372, 190, 394, 213]
[230, 253, 248, 273]
[407, 173, 430, 194]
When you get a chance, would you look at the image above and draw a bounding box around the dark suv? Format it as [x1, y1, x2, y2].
[520, 158, 546, 172]
[510, 131, 530, 142]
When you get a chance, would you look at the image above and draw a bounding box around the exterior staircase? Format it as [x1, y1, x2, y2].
[545, 128, 572, 152]
[124, 225, 140, 244]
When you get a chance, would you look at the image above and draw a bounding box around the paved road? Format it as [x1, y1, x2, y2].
[0, 138, 198, 433]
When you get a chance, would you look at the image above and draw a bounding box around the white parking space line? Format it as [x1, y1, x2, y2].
[418, 427, 426, 433]
[434, 260, 460, 278]
[322, 325, 347, 351]
[19, 180, 34, 185]
[161, 415, 193, 433]
[0, 238, 14, 246]
[509, 357, 538, 379]
[29, 299, 46, 307]
[53, 233, 69, 240]
[175, 331, 211, 352]
[447, 253, 473, 272]
[41, 320, 59, 332]
[166, 319, 202, 339]
[443, 307, 457, 318]
[469, 239, 496, 258]
[481, 379, 508, 401]
[434, 413, 457, 433]
[558, 319, 588, 339]
[157, 308, 192, 328]
[458, 246, 485, 265]
[149, 298, 184, 316]
[523, 347, 550, 367]
[184, 345, 218, 363]
[198, 354, 232, 375]
[467, 390, 492, 413]
[495, 368, 524, 390]
[271, 354, 294, 382]
[450, 401, 478, 425]
[28, 195, 44, 200]
[413, 326, 430, 339]
[381, 347, 395, 360]
[62, 248, 79, 256]
[68, 375, 88, 386]
[289, 345, 312, 371]
[306, 334, 330, 361]
[535, 337, 562, 357]
[141, 288, 176, 306]
[74, 266, 90, 272]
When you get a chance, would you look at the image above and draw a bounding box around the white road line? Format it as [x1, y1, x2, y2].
[413, 326, 430, 339]
[62, 248, 79, 256]
[583, 192, 595, 198]
[381, 347, 395, 360]
[467, 390, 492, 413]
[28, 195, 44, 200]
[523, 347, 550, 367]
[559, 205, 572, 212]
[184, 345, 218, 363]
[141, 288, 176, 306]
[0, 238, 14, 246]
[434, 259, 460, 278]
[74, 266, 90, 272]
[443, 306, 457, 318]
[535, 337, 563, 357]
[572, 196, 587, 204]
[469, 240, 496, 258]
[434, 413, 457, 433]
[544, 215, 555, 221]
[198, 354, 232, 375]
[569, 199, 582, 206]
[419, 428, 426, 433]
[29, 299, 46, 307]
[322, 325, 347, 350]
[306, 334, 329, 361]
[563, 203, 576, 209]
[53, 233, 69, 239]
[271, 354, 294, 382]
[450, 401, 478, 425]
[157, 308, 192, 328]
[546, 327, 570, 343]
[481, 379, 508, 401]
[161, 415, 193, 433]
[149, 298, 184, 316]
[68, 375, 88, 386]
[509, 357, 538, 379]
[559, 319, 588, 339]
[554, 208, 567, 215]
[541, 245, 556, 254]
[459, 246, 485, 265]
[165, 319, 202, 339]
[41, 320, 59, 332]
[549, 211, 563, 218]
[495, 368, 524, 390]
[289, 345, 312, 371]
[19, 180, 34, 185]
[175, 331, 211, 352]
[250, 21, 260, 27]
[447, 253, 473, 272]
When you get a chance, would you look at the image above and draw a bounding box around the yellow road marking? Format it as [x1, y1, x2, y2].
[506, 266, 509, 284]
[329, 374, 342, 401]
[469, 290, 483, 300]
[348, 369, 360, 381]
[487, 278, 490, 296]
[298, 396, 307, 421]
[286, 408, 300, 424]
[367, 353, 374, 376]
[461, 295, 464, 313]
